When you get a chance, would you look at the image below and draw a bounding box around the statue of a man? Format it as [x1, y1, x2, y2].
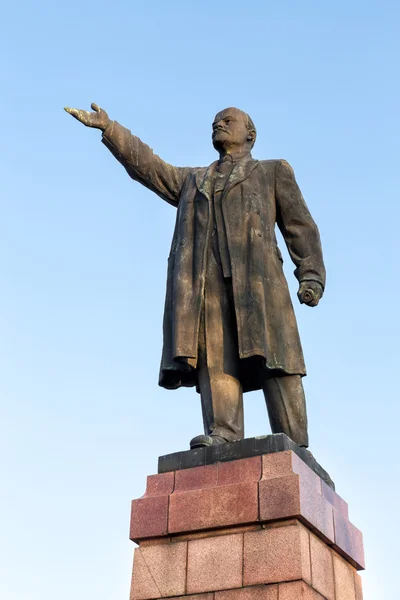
[65, 103, 325, 449]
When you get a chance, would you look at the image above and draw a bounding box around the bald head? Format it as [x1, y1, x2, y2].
[212, 107, 256, 156]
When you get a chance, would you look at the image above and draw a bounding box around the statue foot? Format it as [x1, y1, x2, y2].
[190, 434, 228, 449]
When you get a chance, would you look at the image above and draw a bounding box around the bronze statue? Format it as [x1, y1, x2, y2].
[65, 103, 325, 450]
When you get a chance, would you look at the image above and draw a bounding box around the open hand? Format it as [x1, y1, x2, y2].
[297, 281, 323, 307]
[64, 103, 110, 131]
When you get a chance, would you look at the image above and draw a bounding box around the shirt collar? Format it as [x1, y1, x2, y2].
[218, 150, 252, 164]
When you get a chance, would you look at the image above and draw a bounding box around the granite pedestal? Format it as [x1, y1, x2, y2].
[129, 443, 364, 600]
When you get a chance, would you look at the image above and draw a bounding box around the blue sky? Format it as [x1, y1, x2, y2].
[1, 1, 399, 599]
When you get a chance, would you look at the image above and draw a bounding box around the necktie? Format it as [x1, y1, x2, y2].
[216, 155, 233, 176]
[214, 155, 233, 194]
[212, 156, 233, 277]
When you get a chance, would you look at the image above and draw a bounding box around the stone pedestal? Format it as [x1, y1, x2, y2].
[129, 447, 364, 600]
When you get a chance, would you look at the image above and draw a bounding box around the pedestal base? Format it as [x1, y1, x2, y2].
[129, 449, 364, 600]
[158, 434, 335, 490]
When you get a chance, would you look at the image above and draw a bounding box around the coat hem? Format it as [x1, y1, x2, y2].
[159, 353, 306, 394]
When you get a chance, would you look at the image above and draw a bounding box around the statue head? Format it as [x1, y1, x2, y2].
[212, 107, 256, 155]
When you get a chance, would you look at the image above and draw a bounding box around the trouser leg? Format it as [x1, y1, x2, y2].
[262, 374, 309, 447]
[197, 351, 244, 441]
[197, 243, 244, 442]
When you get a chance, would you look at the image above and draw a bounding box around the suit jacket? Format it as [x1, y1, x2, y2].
[102, 121, 326, 393]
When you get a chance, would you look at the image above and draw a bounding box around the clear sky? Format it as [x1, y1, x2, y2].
[1, 1, 399, 599]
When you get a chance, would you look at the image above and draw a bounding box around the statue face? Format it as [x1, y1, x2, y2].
[212, 107, 252, 153]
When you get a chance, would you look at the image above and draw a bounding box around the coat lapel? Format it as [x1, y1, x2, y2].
[195, 161, 218, 201]
[222, 157, 259, 198]
[195, 157, 259, 200]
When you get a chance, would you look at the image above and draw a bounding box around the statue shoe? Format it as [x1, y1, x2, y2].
[190, 434, 228, 449]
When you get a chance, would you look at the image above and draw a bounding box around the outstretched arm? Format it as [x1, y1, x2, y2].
[275, 159, 326, 307]
[64, 103, 190, 207]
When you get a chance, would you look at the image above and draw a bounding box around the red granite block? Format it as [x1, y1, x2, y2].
[261, 450, 294, 479]
[130, 495, 169, 542]
[290, 452, 323, 495]
[169, 481, 258, 533]
[333, 508, 365, 570]
[186, 533, 243, 593]
[243, 522, 311, 586]
[310, 532, 335, 600]
[259, 473, 334, 543]
[216, 584, 278, 600]
[278, 581, 326, 599]
[164, 596, 213, 600]
[333, 554, 356, 600]
[261, 451, 321, 494]
[130, 541, 187, 599]
[139, 537, 171, 547]
[218, 456, 261, 485]
[172, 524, 261, 542]
[174, 464, 218, 491]
[300, 479, 334, 543]
[354, 572, 363, 600]
[145, 472, 175, 496]
[260, 452, 335, 543]
[259, 473, 300, 519]
[321, 480, 349, 518]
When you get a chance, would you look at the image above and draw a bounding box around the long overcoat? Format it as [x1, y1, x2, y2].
[102, 122, 326, 393]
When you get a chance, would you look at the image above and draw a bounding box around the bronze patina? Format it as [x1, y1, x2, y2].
[65, 103, 325, 449]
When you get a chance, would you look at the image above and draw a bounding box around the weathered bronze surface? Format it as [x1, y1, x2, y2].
[65, 103, 325, 449]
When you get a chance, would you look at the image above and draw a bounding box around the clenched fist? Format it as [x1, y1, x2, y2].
[297, 281, 323, 307]
[64, 103, 110, 131]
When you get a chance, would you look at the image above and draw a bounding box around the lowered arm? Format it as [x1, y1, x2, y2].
[275, 159, 326, 290]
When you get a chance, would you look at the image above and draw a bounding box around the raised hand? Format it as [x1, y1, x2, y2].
[64, 103, 110, 131]
[297, 281, 323, 307]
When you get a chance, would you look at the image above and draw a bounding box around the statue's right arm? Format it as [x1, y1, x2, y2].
[64, 104, 190, 207]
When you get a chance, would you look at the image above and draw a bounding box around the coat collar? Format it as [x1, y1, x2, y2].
[195, 156, 259, 201]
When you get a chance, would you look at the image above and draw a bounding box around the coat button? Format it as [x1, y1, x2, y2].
[183, 215, 188, 221]
[180, 239, 186, 246]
